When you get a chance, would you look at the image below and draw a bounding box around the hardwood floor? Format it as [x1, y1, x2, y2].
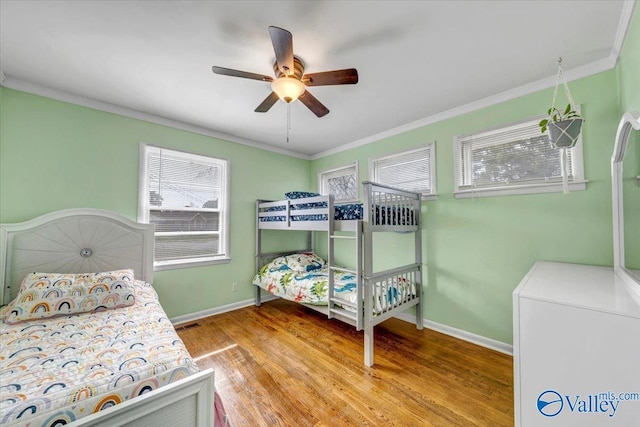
[178, 299, 514, 426]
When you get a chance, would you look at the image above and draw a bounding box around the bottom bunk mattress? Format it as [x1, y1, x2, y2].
[0, 275, 199, 427]
[253, 253, 415, 312]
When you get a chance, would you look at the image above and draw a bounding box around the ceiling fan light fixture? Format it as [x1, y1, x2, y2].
[271, 76, 305, 103]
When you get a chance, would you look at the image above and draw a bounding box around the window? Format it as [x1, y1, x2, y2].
[318, 162, 358, 202]
[454, 116, 586, 198]
[138, 145, 229, 269]
[369, 144, 437, 200]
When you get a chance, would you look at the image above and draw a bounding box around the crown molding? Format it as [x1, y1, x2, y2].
[1, 76, 311, 160]
[3, 0, 634, 164]
[311, 56, 616, 160]
[312, 2, 636, 160]
[610, 0, 637, 65]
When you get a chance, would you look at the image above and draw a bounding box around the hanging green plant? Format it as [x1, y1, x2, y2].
[540, 103, 584, 149]
[541, 58, 585, 193]
[539, 103, 582, 133]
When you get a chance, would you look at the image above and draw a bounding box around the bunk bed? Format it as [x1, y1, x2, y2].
[254, 181, 424, 366]
[0, 209, 215, 427]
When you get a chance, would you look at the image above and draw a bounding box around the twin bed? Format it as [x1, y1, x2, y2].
[0, 209, 215, 427]
[254, 181, 424, 366]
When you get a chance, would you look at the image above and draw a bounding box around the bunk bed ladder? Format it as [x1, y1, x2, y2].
[327, 195, 337, 320]
[327, 222, 363, 326]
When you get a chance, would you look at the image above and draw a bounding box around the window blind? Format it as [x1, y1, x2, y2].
[458, 119, 574, 189]
[372, 145, 433, 195]
[142, 146, 227, 266]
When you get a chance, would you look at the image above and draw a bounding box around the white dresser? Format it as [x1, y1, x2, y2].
[513, 261, 640, 426]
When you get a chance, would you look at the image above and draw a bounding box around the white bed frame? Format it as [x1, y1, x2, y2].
[255, 181, 424, 366]
[0, 208, 216, 427]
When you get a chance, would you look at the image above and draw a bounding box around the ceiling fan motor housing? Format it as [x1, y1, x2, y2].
[274, 56, 305, 80]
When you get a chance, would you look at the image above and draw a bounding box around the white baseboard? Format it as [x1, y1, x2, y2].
[172, 295, 512, 356]
[171, 293, 278, 325]
[395, 312, 513, 356]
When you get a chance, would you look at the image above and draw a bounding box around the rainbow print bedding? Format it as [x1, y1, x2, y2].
[252, 253, 415, 312]
[0, 280, 199, 427]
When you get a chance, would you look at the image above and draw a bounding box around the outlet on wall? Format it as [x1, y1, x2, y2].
[232, 282, 238, 292]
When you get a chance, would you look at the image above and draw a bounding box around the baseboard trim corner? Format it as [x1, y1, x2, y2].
[395, 313, 513, 356]
[171, 293, 278, 325]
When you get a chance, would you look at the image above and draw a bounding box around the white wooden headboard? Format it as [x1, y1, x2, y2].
[0, 208, 154, 306]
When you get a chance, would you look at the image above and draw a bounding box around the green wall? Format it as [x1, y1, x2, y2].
[311, 69, 621, 345]
[619, 4, 640, 112]
[0, 87, 311, 318]
[618, 4, 640, 269]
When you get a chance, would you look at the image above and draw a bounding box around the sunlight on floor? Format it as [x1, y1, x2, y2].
[193, 344, 238, 362]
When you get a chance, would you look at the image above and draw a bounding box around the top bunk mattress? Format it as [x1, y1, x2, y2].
[0, 280, 199, 427]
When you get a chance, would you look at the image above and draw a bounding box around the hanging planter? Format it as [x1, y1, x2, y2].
[538, 58, 584, 193]
[543, 106, 584, 148]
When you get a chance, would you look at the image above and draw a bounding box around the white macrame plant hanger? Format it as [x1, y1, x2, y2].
[549, 57, 583, 194]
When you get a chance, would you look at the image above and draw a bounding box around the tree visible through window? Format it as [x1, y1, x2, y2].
[318, 163, 358, 202]
[454, 116, 585, 197]
[463, 134, 571, 187]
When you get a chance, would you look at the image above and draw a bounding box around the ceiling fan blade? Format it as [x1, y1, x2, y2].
[212, 66, 273, 82]
[269, 26, 294, 76]
[302, 68, 359, 86]
[298, 90, 329, 118]
[255, 92, 280, 113]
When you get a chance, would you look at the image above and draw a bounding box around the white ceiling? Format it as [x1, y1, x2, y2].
[0, 1, 634, 158]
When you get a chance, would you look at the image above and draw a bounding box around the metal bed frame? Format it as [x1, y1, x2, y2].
[255, 181, 424, 366]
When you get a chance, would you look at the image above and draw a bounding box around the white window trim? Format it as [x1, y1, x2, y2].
[318, 161, 359, 203]
[368, 143, 438, 201]
[453, 113, 588, 199]
[138, 143, 231, 270]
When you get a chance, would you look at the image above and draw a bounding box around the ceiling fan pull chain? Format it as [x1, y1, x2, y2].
[286, 103, 291, 143]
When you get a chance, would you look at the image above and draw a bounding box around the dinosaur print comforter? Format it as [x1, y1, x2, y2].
[253, 254, 415, 312]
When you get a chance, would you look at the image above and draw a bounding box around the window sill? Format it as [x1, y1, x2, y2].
[454, 181, 588, 199]
[154, 257, 231, 271]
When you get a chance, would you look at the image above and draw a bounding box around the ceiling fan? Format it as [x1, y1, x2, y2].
[212, 26, 358, 118]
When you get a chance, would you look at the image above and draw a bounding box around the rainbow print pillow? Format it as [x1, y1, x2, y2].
[0, 269, 136, 324]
